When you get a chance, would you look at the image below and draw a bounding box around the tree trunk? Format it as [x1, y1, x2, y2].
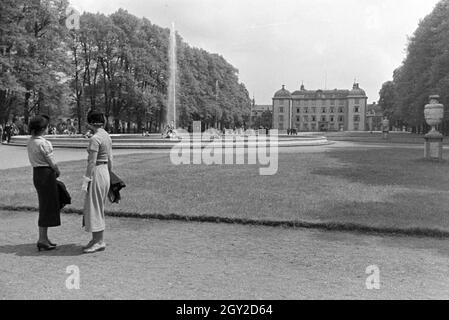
[24, 90, 31, 124]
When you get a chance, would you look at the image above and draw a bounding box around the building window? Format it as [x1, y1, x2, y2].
[339, 100, 344, 106]
[312, 107, 316, 113]
[296, 116, 300, 122]
[322, 107, 326, 113]
[321, 116, 326, 122]
[330, 107, 335, 114]
[330, 116, 335, 122]
[297, 108, 300, 114]
[279, 107, 284, 113]
[354, 115, 360, 122]
[312, 116, 316, 122]
[304, 107, 308, 113]
[339, 116, 344, 122]
[303, 116, 309, 122]
[354, 107, 359, 113]
[338, 107, 344, 113]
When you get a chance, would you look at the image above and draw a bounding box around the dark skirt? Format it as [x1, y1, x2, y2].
[33, 167, 61, 228]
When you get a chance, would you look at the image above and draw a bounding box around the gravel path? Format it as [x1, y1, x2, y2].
[0, 141, 438, 170]
[1, 210, 449, 300]
[0, 144, 169, 170]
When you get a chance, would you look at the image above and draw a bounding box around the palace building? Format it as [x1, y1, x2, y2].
[365, 102, 384, 132]
[250, 102, 272, 124]
[272, 83, 368, 132]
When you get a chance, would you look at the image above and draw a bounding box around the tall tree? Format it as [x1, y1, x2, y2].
[381, 0, 449, 134]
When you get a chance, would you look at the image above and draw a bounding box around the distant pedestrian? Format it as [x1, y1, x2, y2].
[22, 123, 28, 136]
[5, 123, 12, 143]
[27, 115, 61, 252]
[11, 122, 19, 136]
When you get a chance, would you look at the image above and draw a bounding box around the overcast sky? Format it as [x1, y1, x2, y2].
[70, 0, 440, 104]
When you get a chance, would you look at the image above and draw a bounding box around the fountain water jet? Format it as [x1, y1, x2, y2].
[164, 22, 177, 131]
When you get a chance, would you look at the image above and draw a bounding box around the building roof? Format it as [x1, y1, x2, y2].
[252, 105, 272, 112]
[348, 83, 366, 97]
[291, 88, 350, 99]
[274, 85, 292, 98]
[276, 83, 367, 99]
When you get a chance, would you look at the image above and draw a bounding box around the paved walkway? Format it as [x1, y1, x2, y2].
[0, 143, 335, 169]
[0, 144, 167, 170]
[0, 141, 435, 170]
[1, 210, 449, 299]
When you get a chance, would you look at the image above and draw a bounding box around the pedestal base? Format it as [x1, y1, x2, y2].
[424, 133, 443, 161]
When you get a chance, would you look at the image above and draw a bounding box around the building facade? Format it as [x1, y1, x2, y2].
[365, 102, 383, 132]
[272, 83, 368, 132]
[250, 100, 273, 126]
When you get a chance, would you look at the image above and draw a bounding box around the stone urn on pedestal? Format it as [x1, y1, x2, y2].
[424, 95, 444, 160]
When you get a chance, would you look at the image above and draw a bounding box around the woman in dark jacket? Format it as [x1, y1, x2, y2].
[27, 115, 61, 252]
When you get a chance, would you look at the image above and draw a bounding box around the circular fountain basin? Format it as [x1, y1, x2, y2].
[5, 133, 332, 149]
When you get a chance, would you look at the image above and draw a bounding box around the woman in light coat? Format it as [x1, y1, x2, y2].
[82, 111, 113, 254]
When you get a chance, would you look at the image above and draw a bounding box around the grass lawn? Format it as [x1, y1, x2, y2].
[2, 146, 449, 231]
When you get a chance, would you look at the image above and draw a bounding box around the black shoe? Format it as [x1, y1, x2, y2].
[37, 242, 56, 252]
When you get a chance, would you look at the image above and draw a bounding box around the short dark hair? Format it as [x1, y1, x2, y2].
[87, 111, 105, 126]
[29, 115, 49, 136]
